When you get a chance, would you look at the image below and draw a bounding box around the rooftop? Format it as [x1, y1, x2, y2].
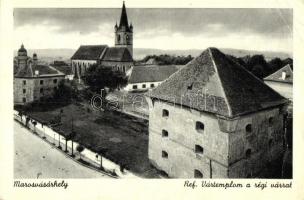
[15, 64, 64, 78]
[128, 65, 182, 84]
[149, 47, 287, 118]
[102, 47, 133, 62]
[264, 64, 293, 84]
[71, 45, 108, 60]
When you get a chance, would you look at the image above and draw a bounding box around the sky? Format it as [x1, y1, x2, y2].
[14, 7, 293, 53]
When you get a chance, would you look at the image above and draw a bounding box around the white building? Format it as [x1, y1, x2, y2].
[124, 65, 182, 92]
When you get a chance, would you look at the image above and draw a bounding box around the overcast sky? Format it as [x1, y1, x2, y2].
[14, 8, 293, 53]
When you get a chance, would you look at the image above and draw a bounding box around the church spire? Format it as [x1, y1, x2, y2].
[118, 1, 131, 32]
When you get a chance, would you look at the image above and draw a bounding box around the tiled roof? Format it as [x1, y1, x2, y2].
[264, 64, 293, 83]
[51, 65, 73, 75]
[148, 48, 287, 118]
[102, 47, 133, 62]
[128, 65, 182, 84]
[71, 45, 108, 60]
[15, 64, 64, 78]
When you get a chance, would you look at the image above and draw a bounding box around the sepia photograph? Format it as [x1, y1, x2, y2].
[12, 3, 294, 180]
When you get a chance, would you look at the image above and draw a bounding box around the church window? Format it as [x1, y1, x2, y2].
[133, 85, 137, 89]
[53, 79, 57, 84]
[23, 89, 26, 94]
[162, 130, 169, 137]
[162, 109, 169, 118]
[40, 80, 44, 85]
[23, 80, 26, 85]
[196, 121, 205, 133]
[40, 88, 44, 94]
[22, 98, 26, 103]
[142, 84, 146, 88]
[195, 145, 204, 154]
[162, 151, 168, 158]
[117, 35, 121, 42]
[194, 169, 203, 178]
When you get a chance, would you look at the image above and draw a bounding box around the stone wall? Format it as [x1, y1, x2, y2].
[147, 97, 286, 178]
[14, 76, 64, 105]
[100, 61, 133, 72]
[71, 59, 97, 77]
[227, 107, 285, 178]
[147, 99, 229, 178]
[124, 81, 162, 91]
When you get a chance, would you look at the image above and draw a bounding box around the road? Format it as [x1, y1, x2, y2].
[14, 122, 111, 179]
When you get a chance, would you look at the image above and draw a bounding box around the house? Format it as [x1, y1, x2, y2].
[264, 64, 293, 101]
[146, 47, 289, 178]
[71, 2, 133, 80]
[125, 65, 182, 91]
[14, 44, 65, 105]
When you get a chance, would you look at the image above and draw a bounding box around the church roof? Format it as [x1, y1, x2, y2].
[15, 64, 64, 78]
[102, 47, 133, 62]
[148, 47, 287, 118]
[129, 65, 182, 84]
[264, 64, 293, 84]
[118, 2, 131, 32]
[71, 45, 108, 60]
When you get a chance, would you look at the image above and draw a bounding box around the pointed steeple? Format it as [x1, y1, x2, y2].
[118, 1, 131, 32]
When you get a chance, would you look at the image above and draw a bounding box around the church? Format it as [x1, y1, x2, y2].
[71, 2, 134, 80]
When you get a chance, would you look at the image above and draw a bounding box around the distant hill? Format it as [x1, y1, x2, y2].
[14, 47, 292, 63]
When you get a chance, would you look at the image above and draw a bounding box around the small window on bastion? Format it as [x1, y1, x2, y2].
[194, 169, 203, 178]
[246, 124, 252, 133]
[196, 121, 205, 133]
[162, 130, 169, 137]
[245, 149, 251, 159]
[195, 145, 204, 154]
[162, 109, 169, 118]
[133, 85, 137, 89]
[162, 151, 168, 158]
[269, 117, 274, 127]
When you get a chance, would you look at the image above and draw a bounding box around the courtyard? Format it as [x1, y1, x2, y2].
[20, 102, 161, 178]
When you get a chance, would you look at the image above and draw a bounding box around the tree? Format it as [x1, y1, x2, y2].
[251, 65, 264, 79]
[83, 65, 128, 93]
[32, 120, 37, 134]
[53, 80, 76, 104]
[76, 145, 84, 160]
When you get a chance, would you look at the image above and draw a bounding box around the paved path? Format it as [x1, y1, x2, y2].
[14, 122, 111, 179]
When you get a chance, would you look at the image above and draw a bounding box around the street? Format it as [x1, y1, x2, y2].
[14, 121, 111, 179]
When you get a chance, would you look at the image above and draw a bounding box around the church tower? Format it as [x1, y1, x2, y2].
[17, 44, 28, 68]
[115, 1, 133, 57]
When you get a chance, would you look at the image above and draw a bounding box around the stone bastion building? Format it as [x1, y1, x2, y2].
[146, 47, 289, 178]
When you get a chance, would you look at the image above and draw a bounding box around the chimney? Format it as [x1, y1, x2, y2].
[282, 71, 286, 80]
[35, 70, 39, 76]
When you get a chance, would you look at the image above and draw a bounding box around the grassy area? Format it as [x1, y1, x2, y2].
[18, 102, 160, 178]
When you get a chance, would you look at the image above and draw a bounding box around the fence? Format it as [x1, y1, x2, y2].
[13, 110, 138, 178]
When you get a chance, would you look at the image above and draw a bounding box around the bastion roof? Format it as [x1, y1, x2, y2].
[148, 47, 288, 118]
